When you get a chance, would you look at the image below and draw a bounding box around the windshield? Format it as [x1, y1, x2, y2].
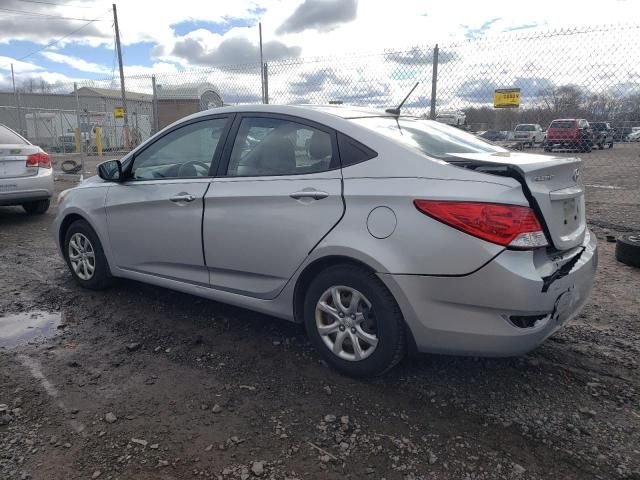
[352, 117, 505, 159]
[515, 125, 535, 131]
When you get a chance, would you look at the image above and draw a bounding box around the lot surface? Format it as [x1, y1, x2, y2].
[1, 146, 639, 480]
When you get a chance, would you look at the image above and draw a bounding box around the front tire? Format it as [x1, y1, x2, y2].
[303, 265, 406, 377]
[22, 199, 50, 215]
[63, 220, 113, 290]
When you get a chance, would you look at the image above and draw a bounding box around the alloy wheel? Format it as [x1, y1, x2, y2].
[68, 232, 96, 281]
[315, 286, 379, 361]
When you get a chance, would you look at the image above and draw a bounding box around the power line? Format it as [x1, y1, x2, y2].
[0, 13, 108, 21]
[14, 0, 99, 7]
[17, 8, 111, 61]
[0, 6, 102, 20]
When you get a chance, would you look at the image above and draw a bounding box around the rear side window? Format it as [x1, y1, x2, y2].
[337, 133, 377, 166]
[226, 117, 337, 177]
[0, 125, 28, 145]
[550, 121, 576, 129]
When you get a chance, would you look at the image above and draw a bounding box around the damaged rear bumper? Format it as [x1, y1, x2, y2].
[379, 229, 597, 357]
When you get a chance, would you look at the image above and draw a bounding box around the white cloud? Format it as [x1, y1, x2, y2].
[41, 51, 111, 74]
[0, 56, 44, 73]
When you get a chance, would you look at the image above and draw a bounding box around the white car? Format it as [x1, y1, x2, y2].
[628, 128, 640, 142]
[53, 105, 596, 377]
[0, 124, 53, 214]
[513, 124, 545, 147]
[435, 111, 466, 127]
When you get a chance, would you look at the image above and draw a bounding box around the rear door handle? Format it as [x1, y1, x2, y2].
[170, 193, 196, 203]
[289, 190, 329, 200]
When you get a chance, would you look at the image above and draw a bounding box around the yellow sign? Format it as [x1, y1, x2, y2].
[494, 88, 520, 108]
[113, 107, 124, 118]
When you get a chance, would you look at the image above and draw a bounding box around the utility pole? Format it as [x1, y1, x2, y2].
[259, 22, 264, 103]
[113, 3, 130, 148]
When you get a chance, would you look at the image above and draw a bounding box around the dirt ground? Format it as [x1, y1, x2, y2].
[1, 148, 639, 480]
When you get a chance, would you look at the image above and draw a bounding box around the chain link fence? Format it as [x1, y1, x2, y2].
[1, 24, 638, 229]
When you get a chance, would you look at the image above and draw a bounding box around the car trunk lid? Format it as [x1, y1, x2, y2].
[447, 151, 586, 251]
[0, 145, 40, 179]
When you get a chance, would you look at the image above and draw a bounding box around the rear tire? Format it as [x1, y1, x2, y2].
[63, 219, 114, 290]
[303, 265, 406, 377]
[22, 199, 50, 215]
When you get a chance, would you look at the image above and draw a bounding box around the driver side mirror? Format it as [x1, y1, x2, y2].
[98, 159, 123, 182]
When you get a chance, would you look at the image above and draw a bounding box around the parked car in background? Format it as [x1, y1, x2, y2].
[544, 119, 594, 152]
[54, 105, 596, 377]
[435, 110, 466, 127]
[628, 128, 640, 142]
[613, 126, 633, 142]
[589, 121, 614, 149]
[0, 123, 53, 214]
[513, 124, 544, 147]
[477, 130, 509, 142]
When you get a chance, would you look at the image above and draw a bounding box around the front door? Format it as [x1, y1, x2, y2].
[203, 114, 344, 299]
[105, 116, 230, 285]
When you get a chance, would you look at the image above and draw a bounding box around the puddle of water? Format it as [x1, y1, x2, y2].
[0, 310, 62, 349]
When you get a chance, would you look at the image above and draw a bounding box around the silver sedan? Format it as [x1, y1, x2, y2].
[54, 105, 597, 376]
[0, 124, 53, 214]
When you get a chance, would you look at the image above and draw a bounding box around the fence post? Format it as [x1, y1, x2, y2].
[10, 63, 23, 135]
[430, 44, 439, 120]
[73, 83, 85, 180]
[263, 63, 269, 104]
[151, 75, 159, 134]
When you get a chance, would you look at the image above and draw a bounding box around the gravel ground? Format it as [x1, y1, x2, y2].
[1, 158, 639, 479]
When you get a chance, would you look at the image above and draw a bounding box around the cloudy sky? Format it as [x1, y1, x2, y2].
[0, 0, 638, 111]
[0, 0, 636, 81]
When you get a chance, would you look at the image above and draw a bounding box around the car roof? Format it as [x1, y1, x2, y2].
[180, 104, 424, 125]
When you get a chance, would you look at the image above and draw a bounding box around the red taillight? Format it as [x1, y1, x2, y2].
[414, 200, 548, 249]
[26, 152, 51, 169]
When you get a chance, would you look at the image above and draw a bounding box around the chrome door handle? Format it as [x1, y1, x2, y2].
[170, 193, 196, 203]
[289, 190, 329, 200]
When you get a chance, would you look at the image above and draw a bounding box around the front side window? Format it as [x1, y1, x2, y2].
[352, 117, 504, 160]
[132, 118, 227, 180]
[226, 117, 334, 177]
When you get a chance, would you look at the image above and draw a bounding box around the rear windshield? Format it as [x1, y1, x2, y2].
[515, 125, 535, 131]
[550, 120, 576, 129]
[352, 117, 505, 159]
[590, 122, 606, 129]
[0, 125, 28, 145]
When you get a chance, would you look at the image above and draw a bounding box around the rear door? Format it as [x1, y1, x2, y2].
[105, 116, 231, 285]
[203, 114, 344, 299]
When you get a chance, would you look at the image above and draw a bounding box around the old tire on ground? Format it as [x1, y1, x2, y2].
[61, 160, 81, 174]
[22, 199, 50, 215]
[615, 234, 640, 268]
[303, 265, 406, 377]
[63, 219, 114, 289]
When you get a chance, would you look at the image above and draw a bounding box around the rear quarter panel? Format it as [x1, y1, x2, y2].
[317, 174, 528, 276]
